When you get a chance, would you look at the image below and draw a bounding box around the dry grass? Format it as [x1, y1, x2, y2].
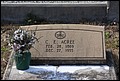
[105, 25, 119, 80]
[1, 25, 19, 79]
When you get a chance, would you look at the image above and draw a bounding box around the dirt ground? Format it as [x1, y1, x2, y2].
[105, 25, 119, 80]
[1, 24, 119, 80]
[1, 25, 19, 79]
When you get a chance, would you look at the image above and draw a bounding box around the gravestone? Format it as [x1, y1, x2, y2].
[1, 1, 108, 24]
[21, 24, 106, 64]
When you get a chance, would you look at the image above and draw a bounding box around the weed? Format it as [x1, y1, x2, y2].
[105, 31, 110, 40]
[23, 13, 46, 25]
[1, 46, 8, 52]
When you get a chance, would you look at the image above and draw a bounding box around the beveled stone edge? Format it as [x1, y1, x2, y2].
[21, 24, 105, 33]
[1, 1, 108, 7]
[2, 50, 14, 80]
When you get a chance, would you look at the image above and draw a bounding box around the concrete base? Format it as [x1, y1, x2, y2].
[2, 50, 117, 80]
[4, 64, 116, 80]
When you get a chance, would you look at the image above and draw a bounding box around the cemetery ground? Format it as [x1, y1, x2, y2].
[1, 24, 119, 80]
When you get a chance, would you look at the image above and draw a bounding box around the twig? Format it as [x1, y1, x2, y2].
[31, 46, 41, 56]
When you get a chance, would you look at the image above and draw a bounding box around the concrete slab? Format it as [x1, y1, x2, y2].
[6, 64, 115, 80]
